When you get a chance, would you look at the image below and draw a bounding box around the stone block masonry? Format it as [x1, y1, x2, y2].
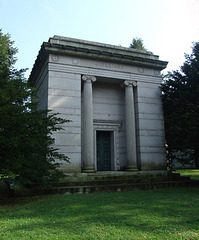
[29, 35, 168, 174]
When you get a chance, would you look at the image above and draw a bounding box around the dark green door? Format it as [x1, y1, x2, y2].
[97, 131, 111, 171]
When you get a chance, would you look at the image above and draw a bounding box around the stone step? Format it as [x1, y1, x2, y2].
[56, 177, 190, 188]
[55, 179, 199, 195]
[13, 173, 199, 197]
[52, 173, 199, 195]
[56, 174, 191, 188]
[62, 170, 169, 181]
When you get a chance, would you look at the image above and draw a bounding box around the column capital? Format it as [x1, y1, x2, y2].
[122, 80, 137, 88]
[82, 75, 97, 83]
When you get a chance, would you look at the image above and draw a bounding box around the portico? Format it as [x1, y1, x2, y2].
[81, 74, 138, 172]
[29, 35, 168, 175]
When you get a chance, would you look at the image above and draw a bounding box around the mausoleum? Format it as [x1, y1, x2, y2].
[29, 36, 168, 175]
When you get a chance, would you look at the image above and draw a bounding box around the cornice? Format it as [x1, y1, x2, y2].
[29, 36, 168, 84]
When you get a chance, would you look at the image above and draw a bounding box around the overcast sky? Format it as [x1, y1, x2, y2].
[1, 0, 199, 78]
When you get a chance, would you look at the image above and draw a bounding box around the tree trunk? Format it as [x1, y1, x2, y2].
[194, 147, 199, 169]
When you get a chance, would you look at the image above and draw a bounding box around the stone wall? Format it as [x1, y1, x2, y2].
[48, 60, 82, 172]
[137, 81, 166, 170]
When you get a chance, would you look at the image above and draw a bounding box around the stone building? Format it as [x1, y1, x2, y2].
[29, 36, 168, 175]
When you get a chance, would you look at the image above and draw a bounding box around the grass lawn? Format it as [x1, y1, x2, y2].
[0, 188, 199, 240]
[176, 169, 199, 180]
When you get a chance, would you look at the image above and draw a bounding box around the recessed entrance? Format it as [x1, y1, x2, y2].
[97, 131, 112, 171]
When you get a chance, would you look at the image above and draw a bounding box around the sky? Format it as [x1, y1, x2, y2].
[0, 0, 199, 78]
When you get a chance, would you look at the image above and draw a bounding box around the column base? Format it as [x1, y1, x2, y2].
[125, 166, 138, 171]
[82, 167, 96, 173]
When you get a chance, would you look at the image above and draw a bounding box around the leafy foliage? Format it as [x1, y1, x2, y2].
[0, 29, 69, 187]
[129, 37, 147, 51]
[161, 42, 199, 167]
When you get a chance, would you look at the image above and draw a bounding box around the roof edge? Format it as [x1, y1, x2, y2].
[29, 36, 168, 84]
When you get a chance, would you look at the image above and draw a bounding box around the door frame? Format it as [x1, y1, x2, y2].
[93, 120, 121, 171]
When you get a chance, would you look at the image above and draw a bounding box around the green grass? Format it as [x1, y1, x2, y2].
[176, 169, 199, 180]
[0, 188, 199, 240]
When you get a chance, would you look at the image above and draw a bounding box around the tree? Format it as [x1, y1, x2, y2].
[0, 29, 69, 188]
[161, 42, 199, 168]
[129, 37, 147, 51]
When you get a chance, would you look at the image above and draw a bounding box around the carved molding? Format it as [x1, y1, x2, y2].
[51, 55, 59, 62]
[138, 67, 144, 73]
[72, 58, 80, 65]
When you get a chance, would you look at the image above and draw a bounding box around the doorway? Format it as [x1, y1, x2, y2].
[97, 131, 112, 171]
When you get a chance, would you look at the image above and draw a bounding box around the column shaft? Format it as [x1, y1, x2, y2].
[124, 81, 138, 171]
[82, 75, 96, 172]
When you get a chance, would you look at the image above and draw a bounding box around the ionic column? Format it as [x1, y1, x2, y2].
[82, 75, 96, 172]
[123, 80, 138, 171]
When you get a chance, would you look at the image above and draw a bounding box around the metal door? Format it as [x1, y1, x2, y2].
[97, 131, 111, 171]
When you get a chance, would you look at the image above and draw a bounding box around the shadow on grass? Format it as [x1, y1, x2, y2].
[1, 188, 199, 239]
